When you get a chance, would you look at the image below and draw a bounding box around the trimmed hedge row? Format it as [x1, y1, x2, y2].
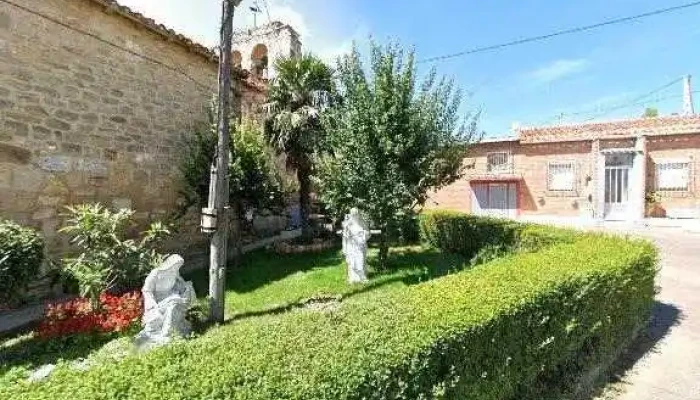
[419, 210, 577, 257]
[0, 219, 44, 305]
[2, 215, 656, 399]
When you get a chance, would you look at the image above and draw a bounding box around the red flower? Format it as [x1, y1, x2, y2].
[38, 291, 144, 338]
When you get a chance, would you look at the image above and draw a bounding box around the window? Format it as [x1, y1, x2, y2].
[547, 162, 576, 191]
[656, 160, 691, 191]
[487, 152, 511, 173]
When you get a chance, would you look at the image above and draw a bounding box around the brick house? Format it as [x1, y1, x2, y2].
[427, 115, 700, 221]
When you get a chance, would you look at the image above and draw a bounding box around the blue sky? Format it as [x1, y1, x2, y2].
[119, 0, 700, 136]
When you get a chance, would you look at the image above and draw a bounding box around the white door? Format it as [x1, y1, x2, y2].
[472, 183, 517, 218]
[604, 153, 633, 220]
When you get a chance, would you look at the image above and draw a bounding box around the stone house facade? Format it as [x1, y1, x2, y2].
[427, 116, 700, 221]
[0, 0, 297, 296]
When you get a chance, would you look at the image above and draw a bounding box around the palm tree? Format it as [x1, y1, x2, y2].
[264, 54, 333, 240]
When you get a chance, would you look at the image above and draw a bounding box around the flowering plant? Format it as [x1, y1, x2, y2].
[38, 291, 143, 338]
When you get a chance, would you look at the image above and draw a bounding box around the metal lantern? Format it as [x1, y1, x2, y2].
[201, 207, 218, 234]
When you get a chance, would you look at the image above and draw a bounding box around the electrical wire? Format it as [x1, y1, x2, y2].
[541, 90, 699, 125]
[0, 0, 213, 90]
[418, 1, 700, 64]
[583, 77, 684, 121]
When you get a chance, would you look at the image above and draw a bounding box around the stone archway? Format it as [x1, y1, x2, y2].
[251, 43, 269, 78]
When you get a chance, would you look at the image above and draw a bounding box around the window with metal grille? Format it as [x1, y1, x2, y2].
[547, 162, 576, 191]
[486, 152, 511, 173]
[656, 160, 691, 191]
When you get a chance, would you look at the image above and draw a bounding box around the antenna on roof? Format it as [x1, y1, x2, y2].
[683, 74, 695, 116]
[262, 0, 272, 23]
[250, 2, 262, 28]
[511, 121, 521, 133]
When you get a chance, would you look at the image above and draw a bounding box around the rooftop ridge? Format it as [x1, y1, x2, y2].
[83, 0, 265, 91]
[87, 0, 217, 60]
[519, 114, 700, 132]
[518, 114, 700, 144]
[233, 21, 300, 38]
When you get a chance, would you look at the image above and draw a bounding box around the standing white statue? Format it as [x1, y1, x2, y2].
[135, 254, 196, 347]
[342, 208, 371, 284]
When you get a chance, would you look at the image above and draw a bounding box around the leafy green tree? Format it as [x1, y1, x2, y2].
[179, 113, 290, 218]
[317, 43, 479, 268]
[643, 107, 659, 118]
[264, 54, 334, 239]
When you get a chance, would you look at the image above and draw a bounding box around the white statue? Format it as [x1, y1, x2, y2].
[342, 208, 371, 284]
[135, 254, 196, 347]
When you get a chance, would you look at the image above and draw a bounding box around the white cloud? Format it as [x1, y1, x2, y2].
[255, 0, 311, 39]
[316, 25, 369, 64]
[528, 58, 590, 84]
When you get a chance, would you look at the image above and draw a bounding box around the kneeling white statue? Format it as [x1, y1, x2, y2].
[135, 254, 196, 347]
[342, 208, 371, 284]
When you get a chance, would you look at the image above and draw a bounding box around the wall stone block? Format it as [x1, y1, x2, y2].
[46, 118, 71, 131]
[5, 120, 29, 136]
[0, 0, 264, 300]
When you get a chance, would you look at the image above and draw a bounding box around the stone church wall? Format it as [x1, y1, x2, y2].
[0, 0, 267, 298]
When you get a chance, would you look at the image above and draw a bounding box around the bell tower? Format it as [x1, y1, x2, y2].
[232, 21, 302, 80]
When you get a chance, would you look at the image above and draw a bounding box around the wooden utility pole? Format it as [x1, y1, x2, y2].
[207, 0, 240, 323]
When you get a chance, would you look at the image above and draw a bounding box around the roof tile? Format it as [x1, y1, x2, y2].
[518, 115, 700, 143]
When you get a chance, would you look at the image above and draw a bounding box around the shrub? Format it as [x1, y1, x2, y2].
[418, 210, 577, 257]
[0, 219, 44, 306]
[4, 219, 657, 399]
[37, 291, 142, 338]
[60, 204, 169, 310]
[178, 115, 292, 219]
[469, 244, 511, 266]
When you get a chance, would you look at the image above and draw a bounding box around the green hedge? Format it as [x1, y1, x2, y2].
[2, 217, 656, 399]
[0, 220, 44, 305]
[419, 210, 577, 257]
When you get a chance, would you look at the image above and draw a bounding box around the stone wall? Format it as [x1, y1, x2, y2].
[0, 0, 268, 294]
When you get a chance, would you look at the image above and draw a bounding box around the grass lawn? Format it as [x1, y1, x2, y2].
[186, 245, 468, 319]
[1, 245, 468, 385]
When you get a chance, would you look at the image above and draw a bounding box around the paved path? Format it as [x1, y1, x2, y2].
[594, 225, 700, 399]
[0, 303, 44, 336]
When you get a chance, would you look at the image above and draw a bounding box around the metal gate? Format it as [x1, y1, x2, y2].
[472, 183, 517, 218]
[604, 153, 633, 220]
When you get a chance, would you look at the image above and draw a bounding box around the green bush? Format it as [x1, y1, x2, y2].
[178, 115, 293, 219]
[60, 204, 169, 310]
[3, 219, 656, 399]
[0, 220, 44, 305]
[418, 210, 577, 257]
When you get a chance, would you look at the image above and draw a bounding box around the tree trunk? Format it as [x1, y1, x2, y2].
[297, 165, 313, 241]
[377, 231, 390, 270]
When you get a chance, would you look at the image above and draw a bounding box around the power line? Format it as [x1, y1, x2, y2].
[418, 1, 700, 64]
[583, 77, 683, 121]
[544, 89, 699, 125]
[536, 82, 694, 126]
[0, 0, 213, 90]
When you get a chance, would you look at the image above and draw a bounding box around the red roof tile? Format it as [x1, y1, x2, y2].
[519, 115, 700, 144]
